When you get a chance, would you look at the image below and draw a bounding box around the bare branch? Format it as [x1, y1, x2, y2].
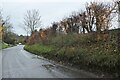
[23, 9, 41, 35]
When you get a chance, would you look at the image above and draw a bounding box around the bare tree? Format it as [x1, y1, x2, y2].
[4, 16, 13, 32]
[0, 8, 3, 21]
[23, 9, 41, 35]
[0, 8, 5, 28]
[85, 3, 95, 32]
[0, 8, 12, 33]
[0, 8, 3, 40]
[2, 16, 13, 40]
[86, 1, 117, 32]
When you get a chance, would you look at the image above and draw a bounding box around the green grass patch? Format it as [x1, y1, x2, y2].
[24, 43, 56, 56]
[0, 42, 9, 49]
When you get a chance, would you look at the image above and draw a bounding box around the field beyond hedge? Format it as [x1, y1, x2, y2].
[24, 29, 120, 77]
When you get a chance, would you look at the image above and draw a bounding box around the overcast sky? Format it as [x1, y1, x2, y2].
[0, 0, 114, 35]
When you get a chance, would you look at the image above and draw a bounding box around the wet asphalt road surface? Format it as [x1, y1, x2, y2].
[2, 45, 97, 78]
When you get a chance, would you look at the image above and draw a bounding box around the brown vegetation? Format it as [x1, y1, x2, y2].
[25, 1, 117, 45]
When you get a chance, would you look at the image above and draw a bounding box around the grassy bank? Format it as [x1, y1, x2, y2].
[1, 42, 9, 49]
[24, 29, 120, 77]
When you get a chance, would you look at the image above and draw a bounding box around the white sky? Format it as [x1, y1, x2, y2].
[1, 0, 113, 3]
[0, 0, 114, 35]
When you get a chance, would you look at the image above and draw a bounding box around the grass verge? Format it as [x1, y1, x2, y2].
[1, 42, 9, 49]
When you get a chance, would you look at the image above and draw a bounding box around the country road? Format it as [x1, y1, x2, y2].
[2, 45, 97, 78]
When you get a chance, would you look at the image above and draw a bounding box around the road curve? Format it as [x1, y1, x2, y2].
[2, 45, 97, 78]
